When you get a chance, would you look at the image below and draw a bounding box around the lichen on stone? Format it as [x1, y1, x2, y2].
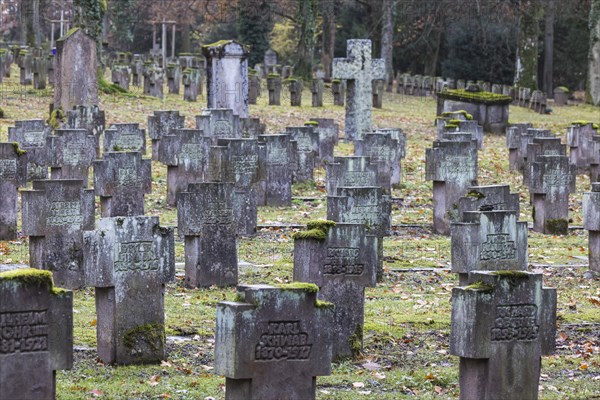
[276, 282, 319, 294]
[123, 323, 165, 352]
[0, 268, 67, 296]
[465, 280, 494, 293]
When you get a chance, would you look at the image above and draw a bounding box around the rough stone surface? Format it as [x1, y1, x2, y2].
[47, 128, 96, 187]
[8, 120, 50, 181]
[287, 126, 319, 184]
[103, 123, 147, 155]
[83, 216, 175, 365]
[326, 156, 381, 196]
[147, 110, 185, 161]
[215, 284, 333, 400]
[267, 75, 282, 106]
[0, 143, 27, 240]
[196, 108, 240, 141]
[257, 134, 292, 206]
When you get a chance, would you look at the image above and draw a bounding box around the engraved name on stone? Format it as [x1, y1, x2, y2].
[255, 320, 312, 361]
[202, 201, 234, 224]
[440, 155, 474, 178]
[480, 233, 517, 260]
[232, 155, 258, 174]
[545, 170, 571, 187]
[0, 310, 48, 354]
[47, 201, 83, 226]
[117, 168, 142, 188]
[179, 144, 205, 162]
[115, 134, 143, 150]
[114, 241, 160, 272]
[0, 159, 17, 180]
[368, 146, 391, 163]
[491, 304, 539, 342]
[345, 204, 380, 225]
[323, 247, 364, 275]
[296, 135, 312, 152]
[63, 140, 86, 166]
[267, 147, 288, 165]
[213, 120, 232, 136]
[342, 171, 376, 187]
[23, 131, 46, 148]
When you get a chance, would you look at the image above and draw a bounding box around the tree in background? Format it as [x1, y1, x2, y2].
[514, 0, 542, 88]
[237, 0, 274, 66]
[380, 0, 395, 79]
[588, 0, 600, 104]
[295, 0, 318, 78]
[20, 0, 40, 46]
[108, 0, 137, 51]
[542, 0, 555, 96]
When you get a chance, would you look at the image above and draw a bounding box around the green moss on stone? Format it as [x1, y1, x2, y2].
[11, 142, 26, 156]
[315, 299, 334, 308]
[491, 270, 530, 285]
[294, 220, 335, 240]
[556, 86, 570, 93]
[178, 52, 193, 56]
[304, 120, 319, 126]
[57, 27, 80, 42]
[572, 121, 600, 130]
[466, 190, 485, 200]
[306, 220, 336, 231]
[267, 73, 280, 78]
[438, 90, 512, 105]
[465, 280, 494, 293]
[0, 268, 67, 296]
[123, 323, 165, 352]
[202, 39, 235, 48]
[49, 108, 64, 129]
[276, 282, 319, 294]
[332, 79, 341, 84]
[546, 218, 569, 235]
[441, 110, 473, 120]
[348, 323, 363, 357]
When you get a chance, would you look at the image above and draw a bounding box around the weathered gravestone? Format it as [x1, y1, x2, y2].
[332, 79, 345, 106]
[309, 118, 340, 159]
[529, 90, 547, 114]
[111, 64, 131, 90]
[178, 182, 237, 287]
[8, 119, 51, 180]
[103, 123, 147, 155]
[93, 152, 152, 217]
[267, 74, 282, 106]
[426, 138, 479, 235]
[311, 78, 324, 107]
[0, 267, 73, 400]
[450, 271, 556, 400]
[143, 64, 164, 99]
[215, 283, 333, 400]
[505, 123, 534, 171]
[263, 49, 278, 71]
[523, 137, 568, 187]
[209, 138, 261, 236]
[354, 131, 403, 190]
[566, 121, 599, 174]
[332, 39, 385, 140]
[148, 110, 185, 161]
[47, 128, 96, 187]
[202, 40, 249, 118]
[64, 105, 106, 157]
[326, 156, 382, 195]
[196, 108, 240, 142]
[84, 216, 174, 364]
[54, 28, 99, 113]
[22, 179, 95, 289]
[372, 79, 384, 108]
[257, 134, 292, 206]
[17, 48, 33, 85]
[131, 54, 144, 86]
[166, 62, 181, 94]
[240, 117, 266, 139]
[528, 155, 575, 235]
[287, 126, 319, 183]
[287, 78, 303, 106]
[436, 111, 483, 150]
[553, 86, 569, 106]
[294, 221, 378, 360]
[0, 143, 27, 240]
[158, 129, 212, 206]
[583, 182, 600, 274]
[182, 67, 201, 101]
[248, 70, 260, 104]
[32, 53, 47, 90]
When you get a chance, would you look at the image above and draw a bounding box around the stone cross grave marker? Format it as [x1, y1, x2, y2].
[103, 123, 147, 155]
[215, 284, 333, 400]
[287, 126, 319, 184]
[131, 54, 144, 86]
[196, 108, 240, 142]
[148, 110, 185, 161]
[326, 156, 381, 196]
[426, 139, 478, 235]
[47, 128, 96, 187]
[505, 123, 533, 171]
[93, 152, 152, 217]
[355, 131, 403, 190]
[111, 64, 131, 90]
[566, 122, 599, 174]
[311, 78, 324, 107]
[178, 182, 237, 287]
[0, 267, 73, 399]
[294, 222, 378, 360]
[373, 128, 407, 187]
[267, 74, 282, 105]
[143, 64, 164, 99]
[518, 128, 553, 172]
[158, 128, 212, 206]
[287, 78, 303, 106]
[248, 70, 260, 104]
[263, 49, 278, 71]
[240, 117, 266, 139]
[450, 271, 556, 400]
[166, 62, 181, 94]
[332, 79, 345, 106]
[182, 67, 201, 101]
[0, 143, 27, 240]
[332, 39, 385, 141]
[64, 105, 106, 157]
[203, 40, 249, 118]
[54, 28, 99, 112]
[32, 53, 47, 90]
[523, 136, 568, 187]
[209, 138, 262, 236]
[456, 185, 520, 221]
[22, 179, 95, 289]
[583, 182, 600, 274]
[528, 155, 575, 235]
[83, 216, 174, 365]
[304, 120, 335, 167]
[257, 134, 292, 206]
[372, 78, 384, 108]
[17, 48, 33, 85]
[8, 120, 51, 181]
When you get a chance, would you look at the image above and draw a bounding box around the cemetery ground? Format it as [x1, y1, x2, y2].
[0, 69, 599, 399]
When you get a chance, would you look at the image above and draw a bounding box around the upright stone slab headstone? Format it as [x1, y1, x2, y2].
[83, 216, 174, 365]
[8, 119, 51, 180]
[257, 134, 293, 206]
[248, 70, 260, 104]
[566, 122, 599, 174]
[450, 271, 556, 400]
[456, 185, 520, 220]
[158, 128, 212, 206]
[287, 78, 303, 106]
[528, 155, 575, 235]
[22, 179, 95, 289]
[178, 182, 237, 287]
[310, 117, 340, 147]
[64, 105, 106, 157]
[182, 67, 201, 101]
[54, 28, 98, 112]
[294, 222, 378, 360]
[166, 62, 181, 94]
[32, 54, 47, 90]
[523, 137, 568, 187]
[326, 156, 382, 195]
[263, 49, 278, 71]
[209, 138, 261, 236]
[147, 110, 185, 161]
[354, 132, 402, 191]
[583, 182, 600, 274]
[111, 64, 131, 90]
[282, 65, 294, 79]
[17, 48, 33, 85]
[240, 117, 266, 138]
[311, 78, 324, 107]
[267, 74, 282, 105]
[131, 54, 144, 86]
[426, 139, 479, 235]
[202, 40, 249, 118]
[529, 90, 547, 114]
[505, 123, 533, 171]
[0, 143, 27, 240]
[103, 123, 147, 155]
[0, 267, 73, 400]
[332, 79, 345, 106]
[143, 64, 164, 99]
[47, 128, 96, 187]
[287, 126, 319, 183]
[195, 108, 240, 142]
[93, 152, 152, 217]
[215, 284, 333, 400]
[304, 120, 334, 167]
[332, 40, 385, 140]
[372, 79, 384, 108]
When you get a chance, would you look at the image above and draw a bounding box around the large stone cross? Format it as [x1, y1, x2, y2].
[332, 39, 385, 141]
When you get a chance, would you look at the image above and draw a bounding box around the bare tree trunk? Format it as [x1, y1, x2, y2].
[381, 0, 394, 79]
[182, 24, 191, 53]
[514, 0, 541, 89]
[20, 0, 40, 46]
[588, 0, 600, 105]
[320, 0, 335, 80]
[543, 0, 555, 96]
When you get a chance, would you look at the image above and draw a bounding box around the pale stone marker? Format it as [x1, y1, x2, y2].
[166, 62, 181, 94]
[47, 128, 96, 187]
[103, 123, 147, 155]
[326, 156, 381, 195]
[64, 105, 106, 157]
[355, 131, 403, 190]
[111, 64, 131, 90]
[0, 143, 27, 240]
[196, 108, 240, 142]
[83, 216, 175, 365]
[257, 134, 292, 206]
[267, 74, 282, 106]
[182, 67, 201, 101]
[287, 126, 319, 184]
[582, 182, 600, 274]
[311, 78, 323, 107]
[505, 123, 533, 171]
[215, 284, 333, 400]
[566, 122, 599, 174]
[147, 110, 185, 161]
